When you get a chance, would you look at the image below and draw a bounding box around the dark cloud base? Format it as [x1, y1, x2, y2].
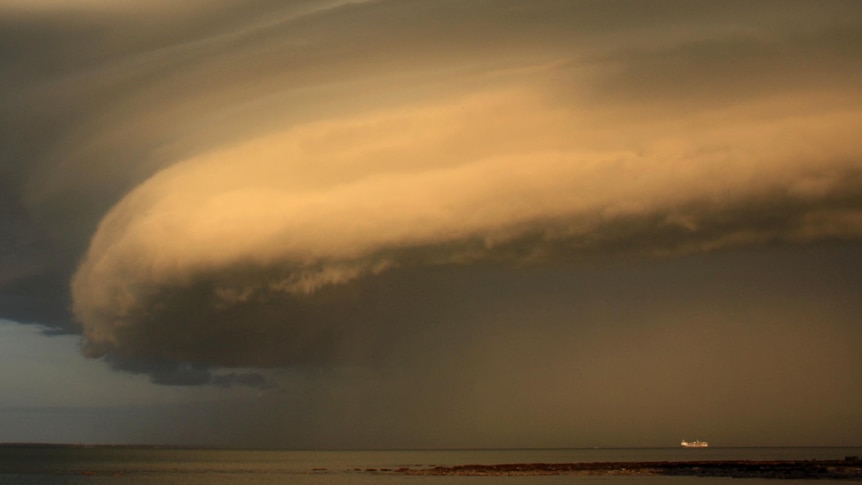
[86, 239, 862, 446]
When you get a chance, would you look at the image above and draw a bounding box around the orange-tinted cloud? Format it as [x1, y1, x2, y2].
[72, 79, 862, 364]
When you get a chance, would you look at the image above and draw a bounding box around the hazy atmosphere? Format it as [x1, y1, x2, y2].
[1, 0, 861, 448]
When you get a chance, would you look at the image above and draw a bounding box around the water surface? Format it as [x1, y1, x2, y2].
[1, 446, 858, 484]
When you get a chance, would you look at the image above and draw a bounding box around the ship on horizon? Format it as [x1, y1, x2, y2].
[681, 440, 709, 448]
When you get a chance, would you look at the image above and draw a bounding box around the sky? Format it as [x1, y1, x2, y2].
[1, 0, 861, 449]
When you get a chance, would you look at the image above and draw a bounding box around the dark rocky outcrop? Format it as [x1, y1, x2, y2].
[377, 459, 862, 480]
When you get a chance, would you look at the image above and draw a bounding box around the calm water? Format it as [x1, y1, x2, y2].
[0, 446, 859, 484]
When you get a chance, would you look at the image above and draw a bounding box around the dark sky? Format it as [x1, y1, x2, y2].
[1, 0, 861, 448]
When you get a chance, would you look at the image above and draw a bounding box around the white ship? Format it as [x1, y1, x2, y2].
[681, 440, 709, 448]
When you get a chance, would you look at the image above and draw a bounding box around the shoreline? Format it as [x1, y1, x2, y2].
[1, 447, 860, 480]
[380, 459, 862, 480]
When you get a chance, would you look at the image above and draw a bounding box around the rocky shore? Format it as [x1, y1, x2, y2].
[381, 458, 862, 480]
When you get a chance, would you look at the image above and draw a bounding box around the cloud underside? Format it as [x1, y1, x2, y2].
[71, 82, 862, 370]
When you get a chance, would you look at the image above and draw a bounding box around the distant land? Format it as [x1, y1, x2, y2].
[385, 459, 862, 480]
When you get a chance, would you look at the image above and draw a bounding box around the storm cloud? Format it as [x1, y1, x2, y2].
[72, 84, 862, 368]
[2, 0, 862, 446]
[59, 0, 862, 370]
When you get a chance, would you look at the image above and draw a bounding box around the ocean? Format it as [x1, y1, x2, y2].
[0, 446, 859, 484]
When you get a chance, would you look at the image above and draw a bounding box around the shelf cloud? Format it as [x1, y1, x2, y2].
[3, 0, 862, 391]
[73, 82, 862, 370]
